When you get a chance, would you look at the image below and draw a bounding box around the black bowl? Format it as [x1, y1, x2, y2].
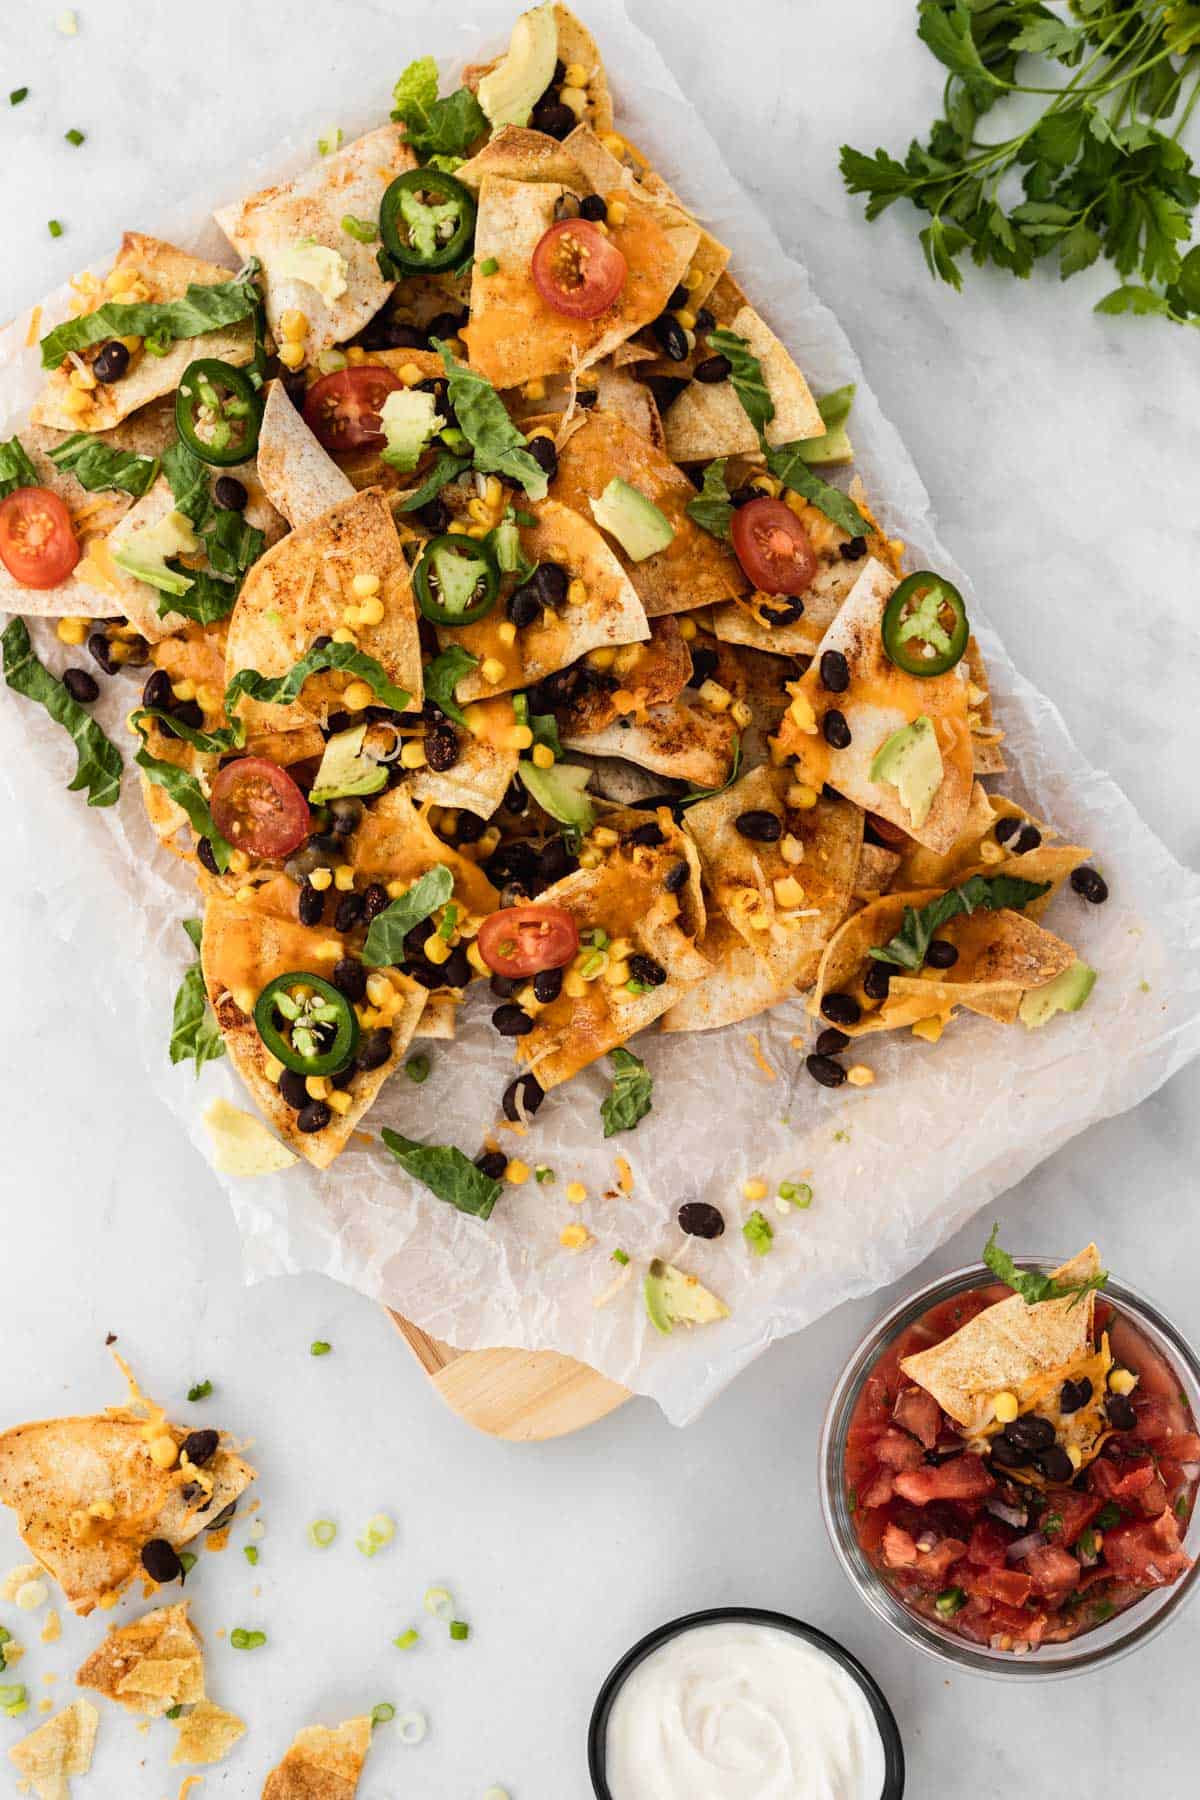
[588, 1606, 905, 1797]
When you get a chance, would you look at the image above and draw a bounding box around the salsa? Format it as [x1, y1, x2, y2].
[845, 1287, 1199, 1651]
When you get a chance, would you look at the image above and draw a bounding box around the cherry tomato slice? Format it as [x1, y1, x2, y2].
[302, 366, 403, 454]
[0, 486, 80, 590]
[210, 757, 311, 860]
[476, 904, 580, 977]
[530, 219, 627, 320]
[731, 497, 818, 596]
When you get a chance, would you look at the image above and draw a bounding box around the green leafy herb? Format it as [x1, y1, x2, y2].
[391, 57, 488, 162]
[204, 509, 265, 580]
[868, 873, 1051, 971]
[764, 443, 871, 538]
[841, 4, 1200, 326]
[40, 270, 259, 369]
[0, 436, 39, 500]
[362, 865, 454, 967]
[680, 733, 742, 807]
[405, 1053, 431, 1084]
[601, 1047, 653, 1138]
[160, 567, 238, 626]
[65, 127, 85, 146]
[394, 448, 473, 512]
[705, 328, 774, 439]
[2, 619, 122, 807]
[187, 1379, 213, 1402]
[685, 457, 734, 541]
[535, 1165, 555, 1184]
[170, 919, 225, 1074]
[934, 1585, 966, 1618]
[10, 88, 28, 106]
[130, 718, 231, 866]
[229, 1628, 266, 1651]
[433, 341, 549, 498]
[381, 1128, 504, 1220]
[423, 643, 478, 727]
[1091, 1599, 1116, 1623]
[1096, 1501, 1122, 1529]
[742, 1209, 774, 1256]
[342, 213, 379, 244]
[1041, 1510, 1064, 1539]
[47, 432, 159, 498]
[310, 1341, 332, 1357]
[162, 438, 213, 528]
[982, 1224, 1109, 1307]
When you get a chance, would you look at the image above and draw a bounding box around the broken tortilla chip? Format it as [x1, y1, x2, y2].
[663, 302, 824, 462]
[170, 1698, 247, 1767]
[76, 1601, 204, 1715]
[256, 380, 355, 528]
[262, 1715, 372, 1800]
[8, 1699, 98, 1800]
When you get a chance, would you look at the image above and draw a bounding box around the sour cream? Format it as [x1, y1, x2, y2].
[603, 1620, 887, 1800]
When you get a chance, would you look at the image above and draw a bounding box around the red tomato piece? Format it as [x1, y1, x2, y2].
[730, 497, 818, 595]
[892, 1384, 942, 1449]
[881, 1524, 966, 1585]
[303, 366, 403, 453]
[984, 1601, 1049, 1647]
[530, 219, 627, 319]
[0, 486, 80, 589]
[962, 1564, 1035, 1608]
[210, 757, 311, 860]
[1103, 1511, 1193, 1588]
[1044, 1490, 1101, 1548]
[860, 1472, 895, 1509]
[1024, 1544, 1081, 1595]
[874, 1428, 927, 1473]
[1137, 1476, 1170, 1519]
[893, 1456, 995, 1505]
[966, 1519, 1011, 1569]
[1131, 1394, 1193, 1446]
[476, 904, 580, 977]
[1090, 1455, 1157, 1503]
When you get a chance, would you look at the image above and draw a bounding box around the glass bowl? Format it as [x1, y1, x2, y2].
[587, 1606, 905, 1798]
[820, 1259, 1200, 1678]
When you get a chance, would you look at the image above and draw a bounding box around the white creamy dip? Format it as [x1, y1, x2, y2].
[604, 1620, 887, 1800]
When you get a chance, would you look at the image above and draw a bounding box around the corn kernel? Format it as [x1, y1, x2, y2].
[730, 699, 753, 729]
[69, 364, 97, 391]
[228, 848, 251, 876]
[742, 1178, 768, 1202]
[911, 1015, 944, 1043]
[351, 571, 380, 598]
[56, 616, 88, 645]
[523, 378, 546, 401]
[584, 649, 616, 674]
[559, 85, 588, 118]
[567, 578, 587, 605]
[560, 1223, 592, 1250]
[591, 825, 618, 848]
[235, 884, 256, 904]
[342, 679, 375, 711]
[345, 346, 367, 365]
[531, 742, 555, 770]
[467, 496, 493, 526]
[787, 689, 817, 733]
[480, 656, 506, 685]
[673, 307, 697, 332]
[278, 341, 306, 370]
[423, 934, 451, 966]
[992, 1391, 1019, 1423]
[280, 308, 309, 342]
[780, 833, 804, 865]
[386, 880, 407, 900]
[606, 938, 633, 961]
[979, 839, 1005, 864]
[787, 781, 818, 810]
[306, 1076, 331, 1100]
[332, 626, 357, 645]
[508, 724, 534, 750]
[357, 595, 385, 627]
[195, 683, 222, 714]
[119, 334, 142, 354]
[773, 875, 806, 909]
[505, 1159, 530, 1185]
[61, 384, 92, 415]
[307, 866, 333, 892]
[463, 522, 489, 539]
[334, 864, 356, 891]
[677, 615, 698, 640]
[467, 940, 489, 977]
[607, 198, 628, 226]
[751, 473, 780, 497]
[564, 968, 590, 998]
[476, 826, 501, 857]
[699, 678, 731, 713]
[578, 847, 603, 870]
[1108, 1368, 1138, 1396]
[600, 132, 625, 155]
[846, 1064, 875, 1088]
[262, 1053, 285, 1084]
[565, 1181, 587, 1205]
[967, 683, 986, 707]
[684, 265, 705, 294]
[399, 739, 427, 769]
[483, 476, 503, 509]
[147, 1435, 178, 1471]
[563, 61, 589, 87]
[327, 1089, 353, 1116]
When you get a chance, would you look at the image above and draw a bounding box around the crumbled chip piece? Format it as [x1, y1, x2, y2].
[77, 1602, 204, 1716]
[170, 1698, 247, 1767]
[203, 1098, 299, 1176]
[262, 1715, 372, 1798]
[3, 1565, 42, 1603]
[8, 1699, 98, 1799]
[39, 1611, 60, 1645]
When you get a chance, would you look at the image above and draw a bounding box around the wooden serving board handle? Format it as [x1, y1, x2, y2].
[387, 1310, 631, 1441]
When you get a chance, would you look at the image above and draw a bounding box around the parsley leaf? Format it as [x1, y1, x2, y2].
[170, 919, 225, 1074]
[868, 873, 1051, 972]
[685, 458, 734, 541]
[2, 618, 122, 806]
[982, 1224, 1109, 1308]
[705, 328, 774, 439]
[433, 341, 549, 498]
[423, 644, 478, 727]
[187, 1379, 213, 1402]
[601, 1047, 653, 1138]
[0, 436, 39, 500]
[362, 865, 454, 967]
[381, 1128, 502, 1219]
[47, 433, 159, 498]
[40, 271, 259, 369]
[390, 56, 487, 162]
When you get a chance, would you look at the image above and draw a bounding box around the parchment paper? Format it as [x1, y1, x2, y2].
[3, 0, 1199, 1425]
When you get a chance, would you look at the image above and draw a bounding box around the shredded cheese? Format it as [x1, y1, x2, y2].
[746, 1033, 778, 1082]
[25, 305, 42, 348]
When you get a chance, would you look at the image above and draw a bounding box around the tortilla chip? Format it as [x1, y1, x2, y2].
[8, 1699, 98, 1800]
[31, 235, 254, 435]
[443, 498, 648, 702]
[462, 175, 697, 390]
[661, 912, 798, 1032]
[556, 616, 690, 731]
[900, 1247, 1104, 1430]
[76, 1601, 203, 1716]
[965, 637, 1006, 774]
[773, 558, 974, 854]
[663, 302, 824, 462]
[854, 840, 902, 898]
[414, 991, 459, 1040]
[257, 380, 355, 527]
[568, 751, 685, 807]
[214, 126, 416, 361]
[457, 124, 586, 190]
[350, 788, 501, 918]
[564, 698, 737, 789]
[201, 874, 427, 1169]
[262, 1715, 372, 1800]
[407, 693, 521, 818]
[226, 487, 424, 731]
[170, 1698, 247, 1767]
[0, 1414, 254, 1616]
[892, 791, 1091, 915]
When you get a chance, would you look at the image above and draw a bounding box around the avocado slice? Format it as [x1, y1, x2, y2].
[111, 507, 201, 597]
[309, 725, 388, 804]
[590, 478, 676, 563]
[869, 714, 944, 830]
[1019, 960, 1097, 1029]
[477, 3, 559, 129]
[793, 383, 855, 466]
[644, 1258, 729, 1337]
[380, 388, 444, 475]
[519, 759, 595, 829]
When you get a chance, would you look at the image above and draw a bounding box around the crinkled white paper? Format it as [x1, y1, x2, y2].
[4, 0, 1200, 1425]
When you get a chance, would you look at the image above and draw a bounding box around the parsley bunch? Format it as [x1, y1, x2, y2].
[841, 1, 1200, 323]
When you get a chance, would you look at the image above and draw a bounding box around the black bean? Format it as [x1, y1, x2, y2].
[447, 812, 482, 847]
[404, 958, 442, 990]
[664, 859, 689, 893]
[196, 837, 220, 877]
[141, 1538, 182, 1584]
[427, 310, 468, 342]
[821, 991, 861, 1027]
[503, 1072, 544, 1121]
[389, 323, 433, 349]
[1071, 866, 1109, 904]
[334, 893, 365, 933]
[527, 966, 561, 1006]
[298, 881, 325, 927]
[694, 306, 715, 334]
[819, 650, 850, 693]
[508, 583, 542, 629]
[688, 645, 718, 688]
[994, 816, 1021, 846]
[419, 497, 450, 534]
[526, 433, 558, 479]
[807, 1053, 847, 1088]
[441, 946, 472, 988]
[815, 1027, 850, 1057]
[356, 1027, 392, 1072]
[173, 700, 204, 731]
[822, 709, 852, 749]
[475, 1149, 508, 1181]
[424, 723, 460, 772]
[693, 353, 731, 384]
[579, 193, 608, 222]
[492, 1003, 534, 1037]
[297, 1100, 332, 1133]
[627, 821, 664, 848]
[361, 882, 389, 922]
[332, 958, 367, 1003]
[142, 668, 172, 710]
[330, 1062, 356, 1090]
[730, 484, 759, 508]
[678, 1201, 725, 1239]
[735, 809, 782, 843]
[180, 1429, 219, 1468]
[531, 96, 575, 138]
[213, 475, 247, 511]
[862, 961, 893, 1002]
[490, 972, 520, 1000]
[838, 535, 868, 561]
[1059, 1377, 1093, 1415]
[1013, 824, 1042, 854]
[760, 597, 805, 626]
[205, 1500, 238, 1532]
[989, 1434, 1027, 1470]
[1034, 1445, 1073, 1483]
[63, 667, 99, 703]
[87, 631, 117, 675]
[628, 953, 667, 988]
[279, 1069, 310, 1111]
[537, 835, 576, 885]
[1106, 1393, 1137, 1432]
[651, 313, 688, 360]
[668, 283, 689, 310]
[1003, 1413, 1056, 1453]
[534, 561, 569, 609]
[576, 384, 599, 409]
[405, 918, 436, 959]
[93, 340, 130, 383]
[925, 939, 959, 970]
[309, 830, 342, 858]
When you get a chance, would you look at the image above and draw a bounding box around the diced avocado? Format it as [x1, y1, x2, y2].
[869, 714, 943, 830]
[309, 724, 388, 804]
[794, 383, 855, 466]
[477, 2, 559, 129]
[111, 507, 200, 596]
[590, 478, 676, 563]
[644, 1258, 729, 1337]
[519, 759, 594, 829]
[380, 388, 444, 474]
[276, 238, 348, 306]
[1019, 960, 1097, 1029]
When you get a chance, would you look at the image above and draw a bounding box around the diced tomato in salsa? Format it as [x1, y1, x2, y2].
[881, 1523, 968, 1584]
[961, 1564, 1034, 1608]
[1090, 1455, 1157, 1502]
[892, 1456, 995, 1505]
[874, 1429, 927, 1472]
[1041, 1490, 1101, 1549]
[1103, 1511, 1192, 1588]
[1024, 1543, 1081, 1595]
[892, 1383, 942, 1449]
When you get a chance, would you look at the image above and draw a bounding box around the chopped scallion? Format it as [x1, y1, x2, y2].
[934, 1586, 965, 1618]
[165, 1704, 183, 1719]
[356, 1512, 395, 1557]
[179, 1551, 197, 1575]
[318, 126, 343, 156]
[9, 89, 29, 106]
[777, 1180, 813, 1209]
[310, 1340, 332, 1356]
[448, 1619, 469, 1641]
[308, 1519, 337, 1548]
[243, 1545, 259, 1566]
[611, 1248, 630, 1266]
[393, 1627, 419, 1650]
[47, 220, 63, 239]
[342, 214, 378, 244]
[187, 1379, 212, 1402]
[534, 1165, 555, 1183]
[396, 1711, 427, 1745]
[64, 128, 85, 145]
[405, 1053, 431, 1084]
[229, 1628, 266, 1650]
[371, 1701, 396, 1726]
[479, 257, 499, 276]
[423, 1585, 454, 1620]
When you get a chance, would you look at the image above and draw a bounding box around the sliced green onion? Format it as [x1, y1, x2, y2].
[449, 1619, 470, 1641]
[179, 1552, 197, 1575]
[318, 126, 343, 156]
[64, 128, 85, 145]
[535, 1166, 555, 1184]
[229, 1628, 266, 1651]
[356, 1512, 395, 1557]
[309, 1519, 337, 1548]
[438, 902, 459, 940]
[396, 1711, 427, 1745]
[479, 257, 499, 276]
[484, 1789, 511, 1800]
[423, 1585, 454, 1620]
[0, 1685, 26, 1710]
[934, 1586, 965, 1618]
[244, 1545, 259, 1566]
[316, 348, 348, 375]
[10, 89, 29, 106]
[165, 1704, 183, 1719]
[342, 214, 378, 244]
[778, 1180, 813, 1209]
[187, 1379, 212, 1401]
[405, 1053, 431, 1084]
[611, 1248, 630, 1266]
[393, 1627, 419, 1650]
[48, 220, 63, 239]
[371, 1702, 396, 1726]
[310, 1340, 332, 1356]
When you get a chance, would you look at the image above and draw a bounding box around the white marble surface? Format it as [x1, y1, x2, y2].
[2, 2, 1200, 1795]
